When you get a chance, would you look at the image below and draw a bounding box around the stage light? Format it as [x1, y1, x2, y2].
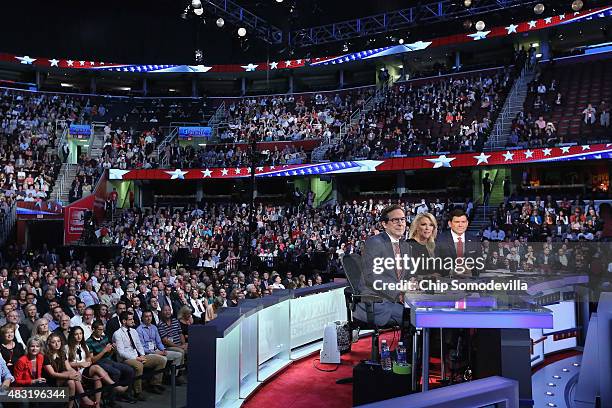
[399, 38, 405, 44]
[531, 42, 539, 47]
[571, 0, 583, 11]
[216, 17, 225, 27]
[192, 0, 202, 8]
[463, 0, 472, 7]
[276, 0, 284, 2]
[238, 27, 247, 37]
[475, 20, 485, 31]
[194, 7, 204, 16]
[534, 3, 545, 14]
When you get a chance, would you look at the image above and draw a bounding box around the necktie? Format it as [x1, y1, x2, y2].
[456, 236, 464, 258]
[127, 329, 142, 356]
[392, 242, 402, 280]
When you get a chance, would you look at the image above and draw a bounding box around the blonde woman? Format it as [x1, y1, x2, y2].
[408, 212, 438, 275]
[32, 318, 52, 343]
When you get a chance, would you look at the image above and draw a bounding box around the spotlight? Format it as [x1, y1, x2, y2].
[399, 38, 405, 44]
[216, 17, 224, 27]
[194, 7, 204, 16]
[191, 0, 202, 8]
[571, 0, 583, 11]
[463, 0, 472, 7]
[238, 27, 247, 37]
[276, 0, 284, 2]
[475, 20, 485, 31]
[534, 3, 545, 14]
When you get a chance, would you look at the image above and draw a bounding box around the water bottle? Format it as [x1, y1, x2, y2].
[380, 340, 392, 371]
[396, 341, 407, 366]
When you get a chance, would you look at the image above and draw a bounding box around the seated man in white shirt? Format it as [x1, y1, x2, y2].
[112, 312, 167, 400]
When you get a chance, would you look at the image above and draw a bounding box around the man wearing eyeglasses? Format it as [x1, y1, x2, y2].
[353, 204, 412, 327]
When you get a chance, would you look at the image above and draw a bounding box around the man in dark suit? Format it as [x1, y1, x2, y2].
[354, 204, 412, 327]
[436, 209, 483, 276]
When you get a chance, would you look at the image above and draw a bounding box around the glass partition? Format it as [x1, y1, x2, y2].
[215, 325, 240, 406]
[258, 301, 291, 381]
[240, 312, 259, 398]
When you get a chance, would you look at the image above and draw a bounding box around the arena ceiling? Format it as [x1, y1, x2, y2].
[2, 0, 612, 65]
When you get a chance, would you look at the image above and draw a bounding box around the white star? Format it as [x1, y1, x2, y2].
[90, 61, 95, 65]
[503, 151, 515, 161]
[524, 149, 534, 158]
[594, 154, 602, 159]
[544, 17, 552, 24]
[256, 167, 264, 172]
[235, 168, 242, 174]
[48, 59, 60, 67]
[559, 14, 565, 19]
[270, 166, 275, 170]
[574, 11, 580, 16]
[285, 60, 292, 66]
[425, 155, 456, 168]
[560, 146, 571, 153]
[270, 61, 278, 69]
[16, 56, 36, 65]
[528, 20, 537, 29]
[468, 31, 491, 41]
[296, 59, 302, 64]
[221, 168, 229, 176]
[241, 63, 258, 72]
[505, 24, 519, 34]
[80, 61, 86, 66]
[542, 148, 552, 156]
[66, 60, 74, 66]
[201, 169, 212, 178]
[473, 152, 491, 165]
[581, 145, 590, 151]
[165, 169, 188, 180]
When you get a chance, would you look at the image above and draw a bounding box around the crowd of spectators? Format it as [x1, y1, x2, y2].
[0, 88, 88, 209]
[325, 69, 513, 161]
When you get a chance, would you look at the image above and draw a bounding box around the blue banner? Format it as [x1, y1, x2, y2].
[178, 126, 212, 140]
[69, 124, 91, 138]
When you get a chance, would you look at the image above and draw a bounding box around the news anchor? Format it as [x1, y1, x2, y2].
[354, 204, 412, 327]
[435, 209, 481, 277]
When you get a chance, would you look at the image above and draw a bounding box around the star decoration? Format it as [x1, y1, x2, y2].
[528, 20, 537, 29]
[524, 149, 534, 158]
[16, 56, 36, 65]
[48, 59, 60, 67]
[544, 17, 552, 24]
[503, 151, 515, 161]
[559, 14, 565, 19]
[542, 148, 552, 156]
[241, 63, 258, 72]
[67, 60, 74, 66]
[201, 169, 212, 178]
[285, 60, 292, 66]
[221, 168, 229, 176]
[269, 61, 278, 69]
[505, 24, 519, 34]
[80, 61, 86, 66]
[165, 169, 188, 180]
[581, 145, 590, 151]
[468, 31, 491, 41]
[560, 146, 571, 153]
[296, 59, 302, 64]
[425, 155, 456, 168]
[473, 152, 491, 165]
[256, 167, 264, 172]
[235, 168, 242, 174]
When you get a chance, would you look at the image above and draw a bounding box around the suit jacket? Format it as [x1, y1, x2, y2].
[105, 315, 121, 339]
[435, 231, 481, 276]
[359, 232, 412, 302]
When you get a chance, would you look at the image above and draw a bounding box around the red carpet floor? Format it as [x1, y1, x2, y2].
[243, 331, 441, 408]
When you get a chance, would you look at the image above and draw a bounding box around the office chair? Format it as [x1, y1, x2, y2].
[336, 254, 398, 385]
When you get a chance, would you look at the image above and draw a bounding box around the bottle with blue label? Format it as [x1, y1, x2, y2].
[396, 341, 407, 366]
[380, 340, 392, 371]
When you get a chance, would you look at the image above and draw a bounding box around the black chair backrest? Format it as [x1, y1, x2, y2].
[342, 254, 362, 294]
